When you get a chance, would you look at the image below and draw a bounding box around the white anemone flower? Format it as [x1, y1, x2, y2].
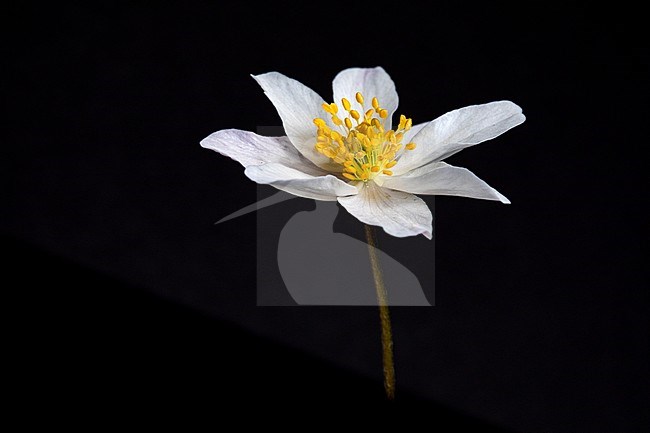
[201, 67, 525, 239]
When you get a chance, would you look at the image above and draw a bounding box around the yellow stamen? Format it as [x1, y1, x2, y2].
[314, 92, 418, 182]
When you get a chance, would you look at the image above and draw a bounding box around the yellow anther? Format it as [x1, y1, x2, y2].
[385, 160, 398, 168]
[315, 91, 417, 183]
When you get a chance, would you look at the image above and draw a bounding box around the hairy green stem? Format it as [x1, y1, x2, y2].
[364, 224, 395, 400]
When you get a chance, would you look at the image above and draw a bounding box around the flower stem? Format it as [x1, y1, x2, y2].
[364, 224, 396, 400]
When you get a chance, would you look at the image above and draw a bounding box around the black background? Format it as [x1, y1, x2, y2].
[4, 3, 648, 431]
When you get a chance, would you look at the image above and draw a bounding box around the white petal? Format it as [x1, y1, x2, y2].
[403, 121, 429, 143]
[252, 72, 340, 172]
[338, 182, 432, 239]
[395, 101, 525, 175]
[245, 163, 358, 201]
[332, 67, 399, 129]
[383, 162, 510, 203]
[201, 129, 325, 175]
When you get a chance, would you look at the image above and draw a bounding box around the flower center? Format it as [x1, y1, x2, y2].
[313, 92, 417, 182]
